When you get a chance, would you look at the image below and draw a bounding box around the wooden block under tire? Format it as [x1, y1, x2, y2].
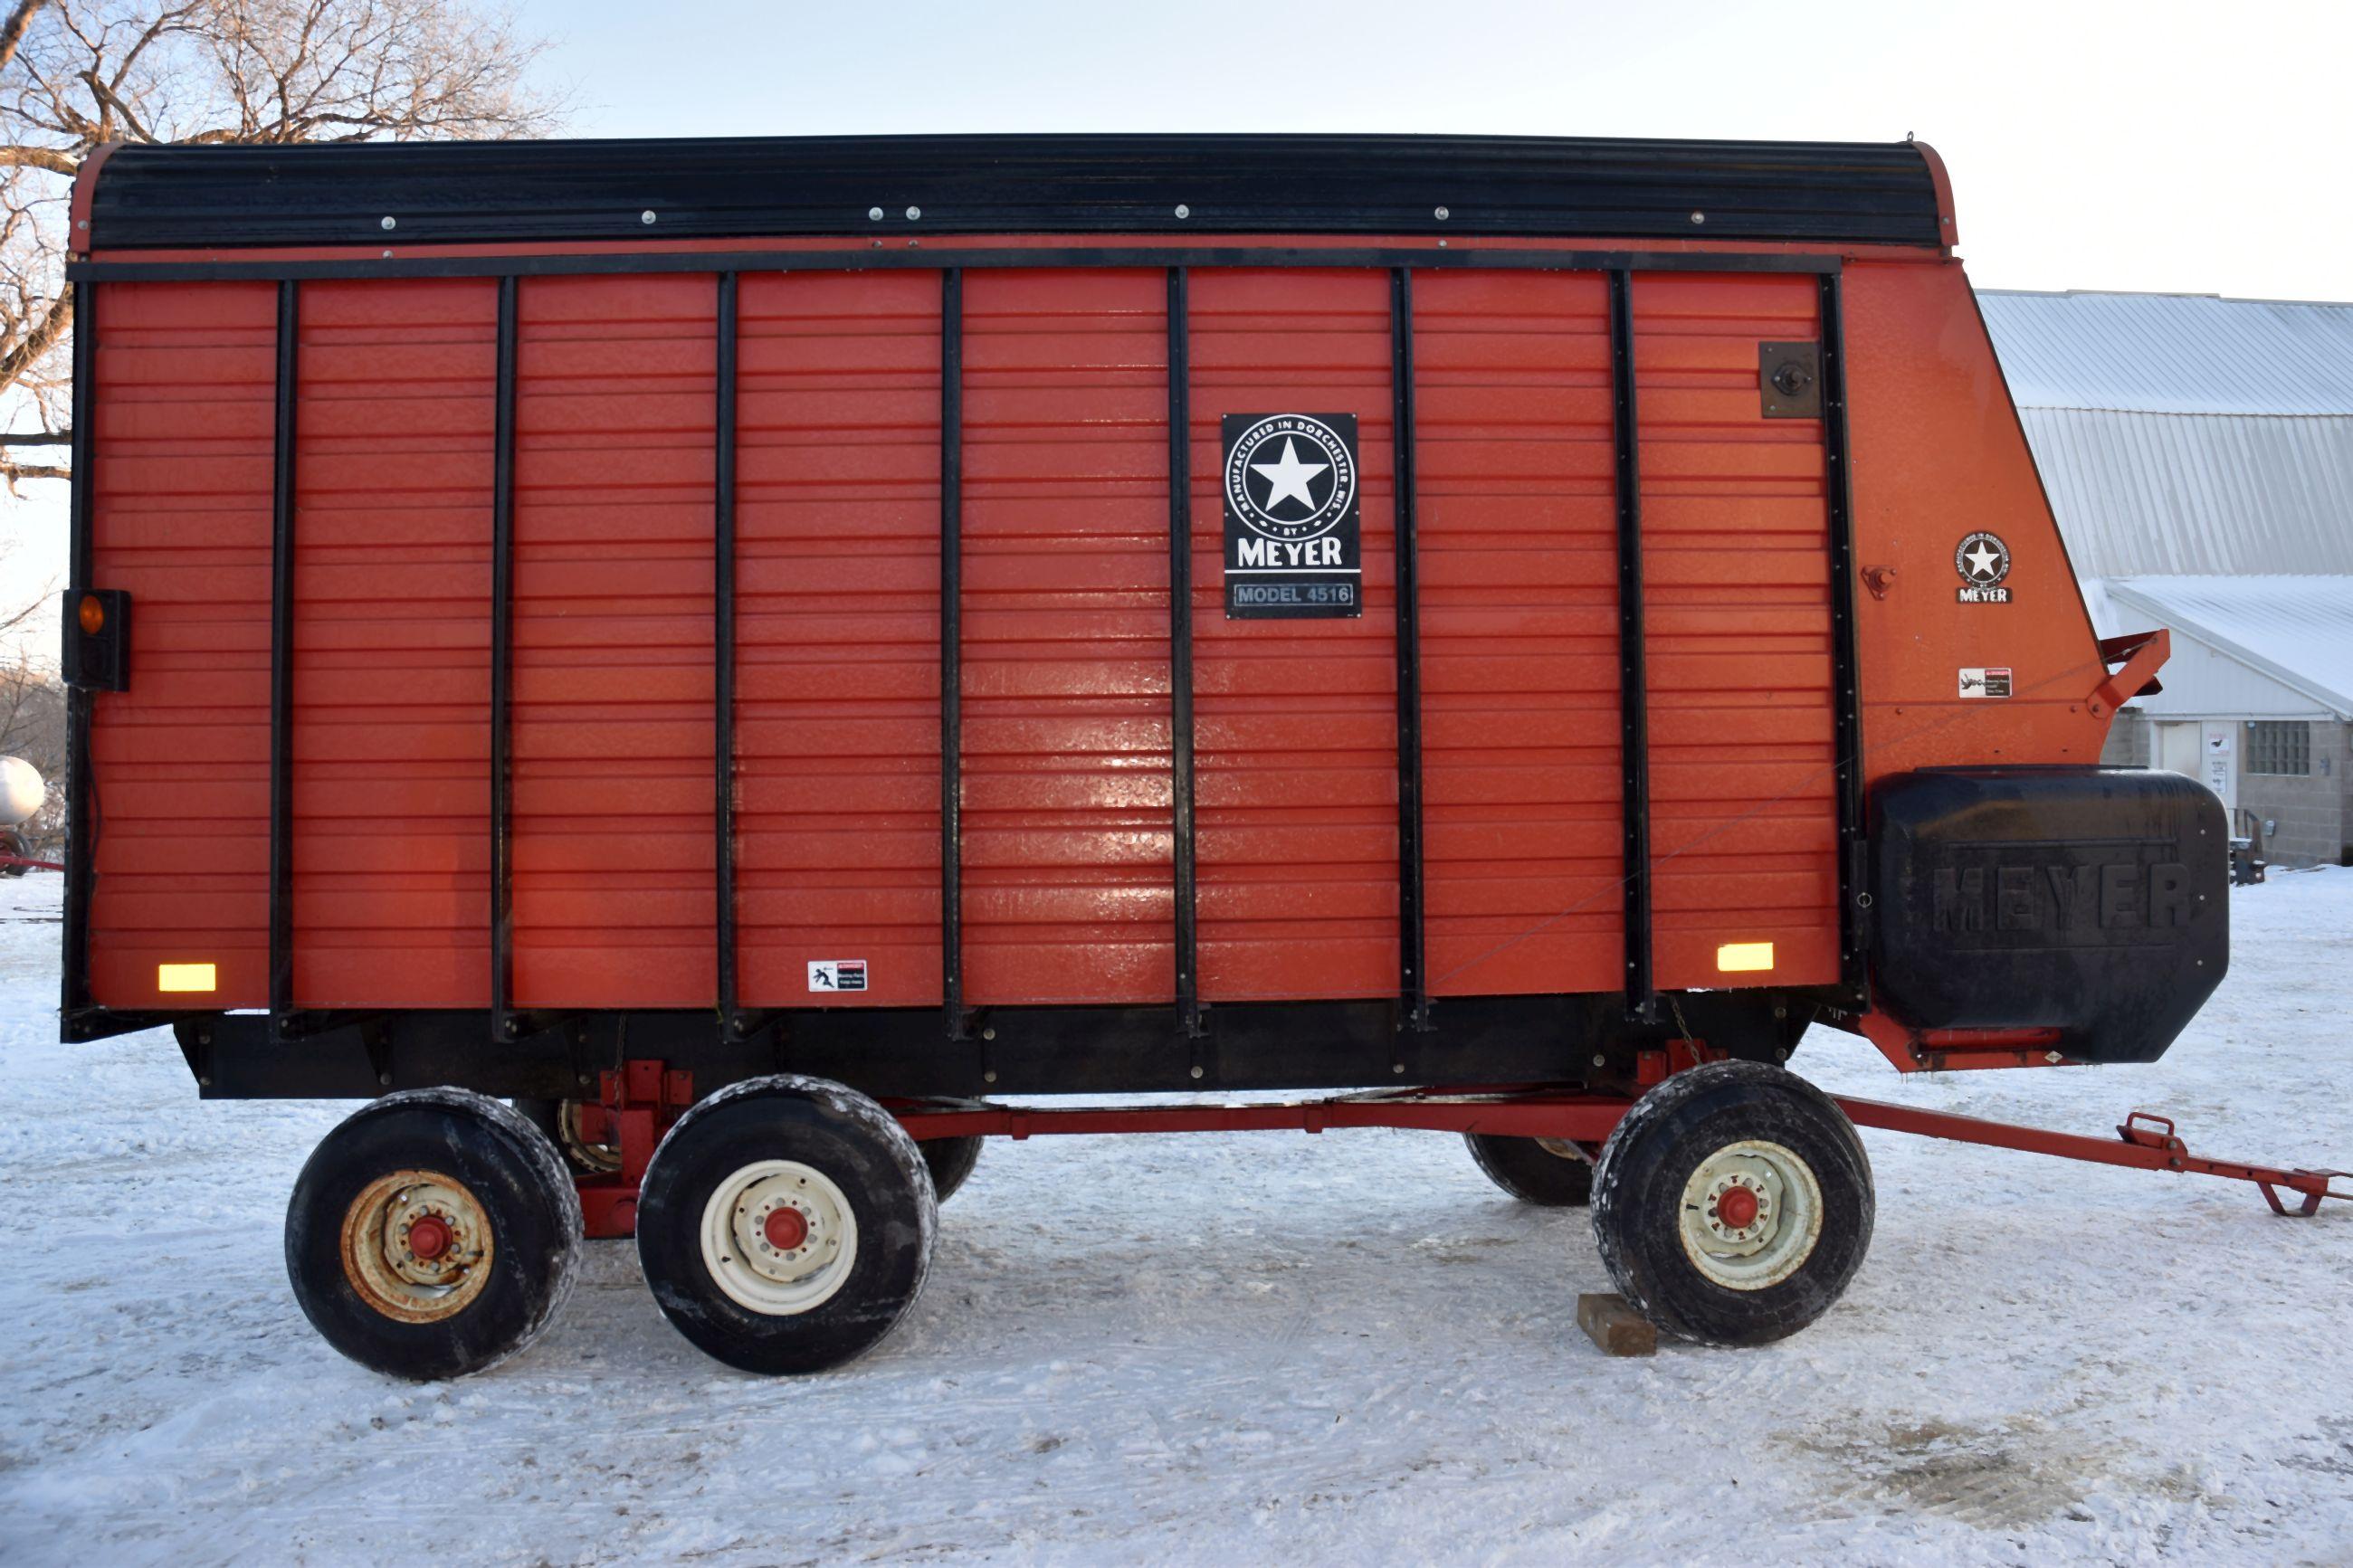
[1577, 1293, 1658, 1357]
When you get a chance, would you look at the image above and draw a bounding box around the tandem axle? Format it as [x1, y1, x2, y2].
[336, 1050, 2335, 1382]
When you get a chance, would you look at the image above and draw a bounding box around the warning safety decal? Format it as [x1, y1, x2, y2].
[1222, 413, 1362, 619]
[807, 959, 867, 993]
[1958, 667, 2013, 698]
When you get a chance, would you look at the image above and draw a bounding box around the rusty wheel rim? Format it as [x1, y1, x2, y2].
[339, 1168, 496, 1323]
[557, 1101, 624, 1174]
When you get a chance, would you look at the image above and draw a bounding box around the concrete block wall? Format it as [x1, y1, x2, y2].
[2238, 720, 2352, 868]
[2101, 710, 2151, 767]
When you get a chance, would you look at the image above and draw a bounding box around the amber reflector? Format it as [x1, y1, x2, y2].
[157, 962, 217, 993]
[77, 594, 105, 635]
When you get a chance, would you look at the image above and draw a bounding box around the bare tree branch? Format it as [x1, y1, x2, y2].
[0, 142, 75, 172]
[79, 63, 157, 141]
[0, 3, 48, 77]
[0, 0, 564, 489]
[0, 278, 62, 384]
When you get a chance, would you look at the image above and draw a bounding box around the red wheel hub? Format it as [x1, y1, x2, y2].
[407, 1213, 453, 1261]
[763, 1206, 809, 1251]
[1716, 1185, 1760, 1231]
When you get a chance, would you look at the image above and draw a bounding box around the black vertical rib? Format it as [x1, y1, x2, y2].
[61, 281, 96, 1030]
[939, 269, 965, 1038]
[267, 280, 300, 1026]
[1818, 271, 1868, 1003]
[1166, 267, 1201, 1043]
[490, 274, 519, 1038]
[1608, 270, 1656, 1021]
[715, 272, 740, 1027]
[1390, 268, 1428, 1032]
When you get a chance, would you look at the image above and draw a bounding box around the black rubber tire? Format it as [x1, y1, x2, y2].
[286, 1089, 583, 1381]
[512, 1097, 570, 1160]
[635, 1075, 937, 1375]
[920, 1135, 984, 1204]
[1463, 1133, 1596, 1206]
[1590, 1060, 1873, 1348]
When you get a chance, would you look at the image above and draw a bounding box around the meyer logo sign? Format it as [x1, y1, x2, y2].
[1953, 530, 2013, 603]
[1222, 413, 1361, 619]
[1928, 851, 2194, 946]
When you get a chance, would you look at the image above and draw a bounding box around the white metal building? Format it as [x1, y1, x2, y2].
[1978, 290, 2353, 866]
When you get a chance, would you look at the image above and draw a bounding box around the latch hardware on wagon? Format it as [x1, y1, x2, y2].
[1758, 341, 1822, 419]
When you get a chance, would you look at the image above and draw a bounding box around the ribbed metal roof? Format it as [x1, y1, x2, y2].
[1980, 290, 2353, 718]
[1979, 290, 2353, 416]
[1978, 290, 2353, 579]
[2104, 576, 2353, 719]
[2012, 407, 2353, 576]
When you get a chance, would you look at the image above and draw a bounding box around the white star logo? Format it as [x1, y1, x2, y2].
[1964, 540, 2004, 580]
[1250, 437, 1329, 514]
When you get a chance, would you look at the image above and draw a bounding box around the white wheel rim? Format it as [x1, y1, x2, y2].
[1677, 1138, 1823, 1291]
[700, 1160, 859, 1316]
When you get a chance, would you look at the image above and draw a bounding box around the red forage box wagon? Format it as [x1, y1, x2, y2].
[55, 133, 2343, 1378]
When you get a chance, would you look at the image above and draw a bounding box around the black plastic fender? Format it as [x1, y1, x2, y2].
[1868, 767, 2229, 1064]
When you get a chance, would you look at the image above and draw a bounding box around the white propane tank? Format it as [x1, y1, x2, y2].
[0, 756, 45, 828]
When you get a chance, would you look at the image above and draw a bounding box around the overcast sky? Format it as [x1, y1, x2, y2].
[7, 0, 2348, 645]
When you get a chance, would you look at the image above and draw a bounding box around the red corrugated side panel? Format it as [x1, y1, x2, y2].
[1414, 270, 1624, 998]
[82, 256, 1860, 1018]
[1634, 272, 1839, 990]
[510, 275, 718, 1008]
[962, 270, 1175, 1004]
[1188, 271, 1399, 1002]
[735, 271, 943, 1008]
[291, 279, 496, 1007]
[88, 281, 276, 1009]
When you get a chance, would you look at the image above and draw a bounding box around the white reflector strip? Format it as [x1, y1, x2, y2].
[157, 962, 217, 993]
[1715, 942, 1775, 974]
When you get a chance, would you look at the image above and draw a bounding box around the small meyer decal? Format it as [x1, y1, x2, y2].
[1954, 531, 2012, 603]
[807, 959, 867, 993]
[1958, 666, 2013, 698]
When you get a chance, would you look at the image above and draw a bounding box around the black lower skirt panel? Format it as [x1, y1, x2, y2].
[168, 990, 1815, 1103]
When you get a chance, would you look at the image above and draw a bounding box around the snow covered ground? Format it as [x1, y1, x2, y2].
[1, 870, 2348, 1567]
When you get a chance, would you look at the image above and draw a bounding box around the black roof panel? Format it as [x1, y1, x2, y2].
[86, 134, 1946, 251]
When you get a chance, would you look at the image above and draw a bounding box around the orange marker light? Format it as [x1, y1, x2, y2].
[78, 594, 105, 636]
